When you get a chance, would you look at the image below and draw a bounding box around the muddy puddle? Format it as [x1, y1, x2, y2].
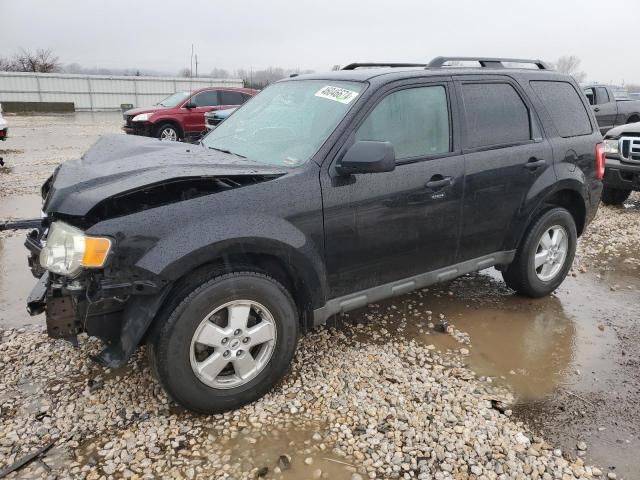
[0, 194, 44, 328]
[218, 425, 355, 479]
[340, 266, 640, 478]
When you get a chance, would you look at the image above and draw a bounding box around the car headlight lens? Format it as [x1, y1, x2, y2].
[132, 113, 151, 122]
[604, 139, 620, 156]
[39, 222, 112, 276]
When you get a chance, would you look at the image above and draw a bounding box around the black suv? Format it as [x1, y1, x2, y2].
[26, 57, 603, 413]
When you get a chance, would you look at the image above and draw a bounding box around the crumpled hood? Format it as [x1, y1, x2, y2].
[44, 134, 288, 216]
[605, 121, 640, 139]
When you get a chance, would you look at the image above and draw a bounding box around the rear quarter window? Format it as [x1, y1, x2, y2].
[530, 81, 593, 137]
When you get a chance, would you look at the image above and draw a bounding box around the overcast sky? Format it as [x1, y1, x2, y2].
[3, 0, 639, 83]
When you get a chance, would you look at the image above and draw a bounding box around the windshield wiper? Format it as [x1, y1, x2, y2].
[208, 146, 246, 158]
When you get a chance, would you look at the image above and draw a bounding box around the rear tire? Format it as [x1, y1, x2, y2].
[601, 186, 631, 206]
[502, 208, 577, 297]
[148, 271, 299, 413]
[155, 123, 181, 141]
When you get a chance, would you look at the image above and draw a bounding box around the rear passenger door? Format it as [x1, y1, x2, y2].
[455, 77, 553, 261]
[322, 80, 465, 298]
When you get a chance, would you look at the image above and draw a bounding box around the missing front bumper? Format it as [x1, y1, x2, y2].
[25, 230, 171, 367]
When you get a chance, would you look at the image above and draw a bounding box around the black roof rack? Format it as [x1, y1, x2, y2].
[427, 56, 552, 70]
[342, 62, 427, 70]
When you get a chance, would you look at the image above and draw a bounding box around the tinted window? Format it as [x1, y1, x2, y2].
[461, 83, 531, 149]
[220, 91, 248, 105]
[595, 87, 609, 104]
[531, 81, 592, 137]
[355, 86, 450, 160]
[192, 91, 219, 107]
[583, 87, 596, 105]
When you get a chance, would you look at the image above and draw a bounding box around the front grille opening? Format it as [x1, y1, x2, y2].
[620, 137, 640, 163]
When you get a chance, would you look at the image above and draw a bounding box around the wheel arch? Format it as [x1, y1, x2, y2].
[151, 238, 328, 333]
[509, 182, 588, 253]
[626, 114, 640, 124]
[540, 187, 586, 236]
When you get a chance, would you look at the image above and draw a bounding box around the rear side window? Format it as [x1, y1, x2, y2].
[461, 83, 531, 149]
[530, 81, 592, 137]
[220, 91, 248, 105]
[355, 85, 450, 160]
[193, 91, 220, 107]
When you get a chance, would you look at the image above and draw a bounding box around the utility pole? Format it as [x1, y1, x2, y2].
[190, 44, 194, 78]
[195, 54, 199, 78]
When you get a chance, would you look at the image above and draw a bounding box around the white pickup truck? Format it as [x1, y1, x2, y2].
[0, 105, 8, 141]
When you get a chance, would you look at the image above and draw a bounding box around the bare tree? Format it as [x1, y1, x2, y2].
[210, 67, 230, 78]
[0, 48, 61, 73]
[0, 57, 12, 71]
[236, 67, 314, 89]
[178, 67, 192, 78]
[13, 48, 60, 73]
[554, 55, 586, 83]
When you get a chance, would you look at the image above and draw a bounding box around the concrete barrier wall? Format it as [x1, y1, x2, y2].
[0, 72, 244, 112]
[1, 101, 75, 113]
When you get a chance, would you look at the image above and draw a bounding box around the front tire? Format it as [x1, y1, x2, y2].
[502, 208, 577, 297]
[149, 272, 299, 413]
[601, 186, 631, 206]
[155, 123, 181, 141]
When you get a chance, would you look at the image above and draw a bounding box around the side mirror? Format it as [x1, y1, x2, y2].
[183, 101, 196, 109]
[335, 140, 396, 175]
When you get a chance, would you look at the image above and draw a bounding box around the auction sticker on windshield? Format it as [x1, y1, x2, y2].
[315, 86, 359, 104]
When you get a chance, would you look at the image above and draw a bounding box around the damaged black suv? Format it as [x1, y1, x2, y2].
[26, 57, 603, 413]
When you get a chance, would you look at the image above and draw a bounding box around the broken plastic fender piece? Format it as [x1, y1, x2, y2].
[0, 218, 41, 232]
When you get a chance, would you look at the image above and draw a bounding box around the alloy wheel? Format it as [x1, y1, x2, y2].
[159, 127, 178, 141]
[534, 225, 569, 281]
[189, 300, 277, 389]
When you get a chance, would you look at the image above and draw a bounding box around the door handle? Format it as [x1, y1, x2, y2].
[594, 107, 601, 112]
[524, 158, 546, 170]
[425, 176, 454, 189]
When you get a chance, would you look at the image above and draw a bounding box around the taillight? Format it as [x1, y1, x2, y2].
[595, 143, 606, 180]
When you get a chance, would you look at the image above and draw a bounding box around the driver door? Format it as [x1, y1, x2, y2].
[183, 90, 221, 133]
[321, 80, 465, 298]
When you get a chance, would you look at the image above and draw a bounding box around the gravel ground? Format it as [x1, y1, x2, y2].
[0, 319, 605, 480]
[575, 193, 640, 270]
[1, 114, 638, 479]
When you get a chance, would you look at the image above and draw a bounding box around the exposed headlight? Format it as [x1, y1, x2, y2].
[40, 222, 112, 276]
[604, 139, 620, 157]
[132, 113, 152, 122]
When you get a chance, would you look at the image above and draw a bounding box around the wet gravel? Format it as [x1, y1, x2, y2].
[576, 193, 640, 270]
[1, 114, 639, 479]
[0, 320, 606, 480]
